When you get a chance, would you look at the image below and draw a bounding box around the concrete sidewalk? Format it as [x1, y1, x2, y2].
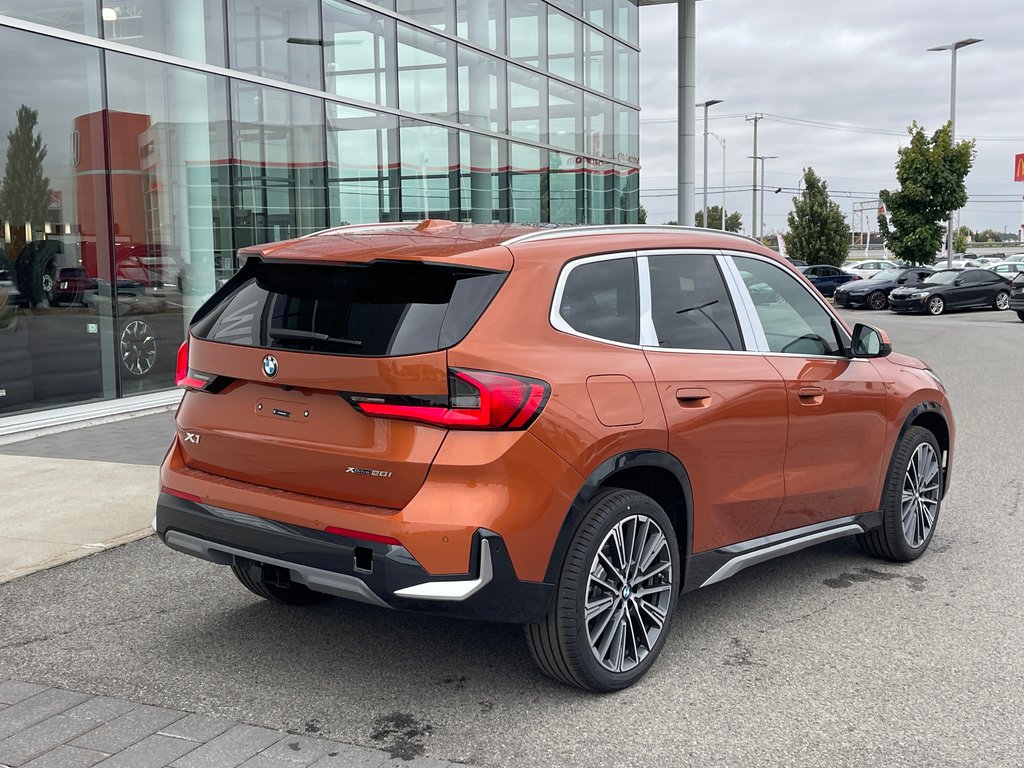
[0, 413, 174, 583]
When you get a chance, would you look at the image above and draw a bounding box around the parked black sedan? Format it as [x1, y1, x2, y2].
[797, 264, 860, 297]
[1009, 272, 1024, 321]
[834, 267, 935, 310]
[888, 268, 1012, 316]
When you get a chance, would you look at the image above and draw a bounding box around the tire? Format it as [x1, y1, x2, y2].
[993, 291, 1010, 311]
[868, 291, 888, 311]
[525, 489, 680, 692]
[1017, 311, 1024, 322]
[927, 296, 944, 316]
[231, 562, 333, 606]
[859, 426, 942, 562]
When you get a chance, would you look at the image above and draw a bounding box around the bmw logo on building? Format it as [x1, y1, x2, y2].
[262, 355, 278, 378]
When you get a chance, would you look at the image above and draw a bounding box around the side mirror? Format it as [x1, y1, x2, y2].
[896, 278, 907, 284]
[954, 278, 963, 286]
[850, 323, 892, 359]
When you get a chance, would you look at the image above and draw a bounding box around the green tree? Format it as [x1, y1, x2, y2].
[784, 167, 851, 267]
[878, 121, 975, 265]
[953, 225, 971, 254]
[637, 204, 647, 224]
[0, 105, 50, 231]
[694, 205, 742, 232]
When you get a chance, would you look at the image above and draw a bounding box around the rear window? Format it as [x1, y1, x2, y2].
[192, 260, 505, 356]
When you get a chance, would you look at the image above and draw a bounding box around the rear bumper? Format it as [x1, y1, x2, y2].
[1009, 292, 1024, 312]
[155, 491, 553, 623]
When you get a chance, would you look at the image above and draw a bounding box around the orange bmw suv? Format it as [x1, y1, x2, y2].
[157, 221, 954, 691]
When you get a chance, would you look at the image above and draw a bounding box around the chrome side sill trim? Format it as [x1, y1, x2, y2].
[164, 530, 391, 609]
[393, 539, 494, 601]
[700, 523, 865, 588]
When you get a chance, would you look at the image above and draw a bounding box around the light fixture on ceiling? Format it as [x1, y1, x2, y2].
[102, 7, 117, 21]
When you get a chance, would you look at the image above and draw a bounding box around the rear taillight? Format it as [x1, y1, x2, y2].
[344, 369, 550, 430]
[175, 338, 212, 390]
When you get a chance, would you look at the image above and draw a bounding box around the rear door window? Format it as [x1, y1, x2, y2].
[647, 254, 743, 351]
[192, 260, 506, 357]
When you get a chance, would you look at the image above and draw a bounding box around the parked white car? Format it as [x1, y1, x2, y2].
[842, 259, 897, 278]
[990, 261, 1024, 278]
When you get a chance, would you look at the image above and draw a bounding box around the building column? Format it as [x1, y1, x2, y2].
[677, 0, 696, 226]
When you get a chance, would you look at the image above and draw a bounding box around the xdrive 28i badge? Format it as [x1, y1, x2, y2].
[262, 355, 278, 378]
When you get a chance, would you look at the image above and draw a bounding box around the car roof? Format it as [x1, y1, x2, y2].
[234, 221, 783, 270]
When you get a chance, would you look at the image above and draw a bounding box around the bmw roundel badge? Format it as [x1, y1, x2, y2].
[262, 355, 279, 378]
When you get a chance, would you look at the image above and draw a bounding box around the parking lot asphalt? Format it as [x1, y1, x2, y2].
[0, 307, 1022, 767]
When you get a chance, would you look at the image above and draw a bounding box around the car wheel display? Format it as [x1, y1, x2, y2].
[525, 489, 679, 692]
[993, 291, 1010, 311]
[230, 562, 333, 605]
[927, 296, 944, 315]
[119, 319, 157, 376]
[868, 291, 888, 310]
[859, 426, 942, 562]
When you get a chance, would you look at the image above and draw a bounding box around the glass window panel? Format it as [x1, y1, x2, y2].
[508, 64, 545, 144]
[648, 254, 742, 351]
[506, 0, 543, 69]
[585, 0, 612, 32]
[397, 24, 456, 117]
[457, 47, 505, 133]
[547, 8, 580, 83]
[455, 0, 504, 53]
[323, 1, 396, 107]
[101, 0, 225, 65]
[614, 0, 638, 44]
[549, 151, 582, 223]
[614, 166, 639, 224]
[396, 0, 454, 32]
[458, 132, 507, 223]
[231, 82, 326, 248]
[327, 103, 399, 225]
[549, 81, 582, 153]
[509, 143, 545, 223]
[362, 0, 394, 8]
[103, 53, 231, 397]
[400, 122, 454, 219]
[0, 27, 115, 414]
[584, 29, 611, 95]
[228, 0, 321, 88]
[615, 42, 639, 103]
[614, 104, 638, 162]
[585, 93, 612, 159]
[549, 0, 580, 14]
[584, 159, 612, 224]
[0, 0, 97, 36]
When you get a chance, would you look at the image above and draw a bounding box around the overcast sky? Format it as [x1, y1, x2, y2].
[638, 0, 1024, 239]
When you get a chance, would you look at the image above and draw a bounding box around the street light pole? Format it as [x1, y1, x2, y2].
[748, 155, 777, 240]
[928, 37, 981, 268]
[711, 133, 726, 230]
[697, 99, 722, 228]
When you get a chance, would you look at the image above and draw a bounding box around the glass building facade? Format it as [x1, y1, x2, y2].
[0, 0, 640, 417]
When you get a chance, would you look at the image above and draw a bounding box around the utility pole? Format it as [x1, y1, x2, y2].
[698, 100, 723, 228]
[748, 154, 777, 240]
[746, 114, 762, 238]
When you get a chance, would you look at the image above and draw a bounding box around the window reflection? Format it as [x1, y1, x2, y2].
[398, 24, 456, 117]
[323, 1, 396, 108]
[455, 0, 504, 53]
[615, 42, 639, 104]
[327, 104, 399, 224]
[0, 0, 97, 36]
[400, 122, 454, 219]
[101, 0, 225, 65]
[229, 0, 322, 88]
[549, 81, 581, 153]
[459, 133, 507, 223]
[510, 143, 545, 223]
[396, 0, 454, 32]
[508, 65, 546, 144]
[585, 28, 611, 95]
[507, 0, 543, 69]
[458, 47, 506, 133]
[615, 0, 639, 44]
[549, 151, 581, 224]
[547, 9, 580, 83]
[0, 28, 115, 413]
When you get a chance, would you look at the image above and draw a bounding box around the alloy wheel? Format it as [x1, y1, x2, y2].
[928, 296, 944, 315]
[584, 514, 672, 673]
[868, 291, 887, 310]
[995, 292, 1010, 310]
[901, 442, 940, 548]
[120, 319, 157, 376]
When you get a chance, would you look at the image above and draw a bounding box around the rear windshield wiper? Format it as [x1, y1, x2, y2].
[269, 329, 363, 347]
[676, 299, 719, 314]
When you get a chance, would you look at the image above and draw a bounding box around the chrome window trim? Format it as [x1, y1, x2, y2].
[723, 249, 856, 357]
[717, 252, 767, 351]
[549, 251, 642, 349]
[637, 256, 658, 346]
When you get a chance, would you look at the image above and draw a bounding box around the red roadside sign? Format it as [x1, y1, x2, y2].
[1016, 153, 1024, 182]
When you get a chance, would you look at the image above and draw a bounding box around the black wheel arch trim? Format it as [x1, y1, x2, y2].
[887, 401, 951, 502]
[543, 449, 694, 584]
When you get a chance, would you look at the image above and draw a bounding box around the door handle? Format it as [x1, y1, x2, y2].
[798, 386, 824, 404]
[676, 387, 712, 405]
